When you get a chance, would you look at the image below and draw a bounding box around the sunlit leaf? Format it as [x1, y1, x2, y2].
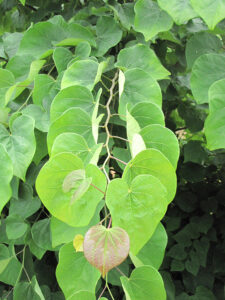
[73, 234, 84, 252]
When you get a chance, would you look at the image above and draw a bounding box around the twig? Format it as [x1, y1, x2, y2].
[109, 135, 129, 143]
[110, 156, 127, 166]
[107, 217, 112, 228]
[102, 71, 119, 183]
[98, 284, 107, 299]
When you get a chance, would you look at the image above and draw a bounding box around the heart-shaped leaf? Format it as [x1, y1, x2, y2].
[83, 225, 130, 277]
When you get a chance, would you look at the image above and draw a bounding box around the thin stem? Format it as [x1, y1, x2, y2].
[98, 284, 107, 299]
[110, 135, 129, 143]
[115, 266, 127, 277]
[98, 213, 111, 225]
[102, 74, 113, 82]
[106, 274, 115, 300]
[100, 80, 110, 92]
[90, 183, 105, 195]
[16, 91, 33, 112]
[107, 217, 112, 228]
[110, 156, 127, 166]
[102, 71, 119, 183]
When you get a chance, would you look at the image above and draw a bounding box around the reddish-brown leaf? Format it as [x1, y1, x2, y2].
[83, 225, 130, 277]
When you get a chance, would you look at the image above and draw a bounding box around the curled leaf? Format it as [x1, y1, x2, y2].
[83, 225, 130, 277]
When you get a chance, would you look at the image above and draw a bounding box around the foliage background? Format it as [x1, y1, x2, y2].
[0, 0, 225, 299]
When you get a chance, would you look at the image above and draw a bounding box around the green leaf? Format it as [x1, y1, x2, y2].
[31, 218, 53, 251]
[115, 44, 170, 80]
[185, 32, 222, 69]
[205, 78, 225, 150]
[0, 244, 21, 285]
[190, 54, 225, 104]
[61, 60, 99, 90]
[123, 149, 177, 203]
[130, 222, 167, 269]
[5, 215, 28, 240]
[106, 175, 167, 255]
[18, 20, 96, 58]
[56, 242, 100, 298]
[67, 291, 95, 300]
[18, 0, 25, 5]
[0, 68, 15, 107]
[126, 110, 141, 156]
[83, 225, 130, 277]
[121, 266, 166, 300]
[140, 124, 179, 168]
[158, 0, 197, 25]
[51, 132, 102, 166]
[75, 41, 91, 59]
[51, 201, 103, 248]
[130, 102, 165, 128]
[93, 16, 122, 56]
[134, 0, 173, 41]
[119, 68, 162, 117]
[116, 3, 135, 30]
[33, 130, 48, 165]
[0, 144, 13, 214]
[36, 153, 106, 227]
[53, 47, 73, 73]
[183, 141, 207, 164]
[13, 276, 45, 300]
[33, 74, 56, 107]
[0, 115, 36, 180]
[22, 104, 50, 132]
[47, 108, 94, 154]
[190, 0, 225, 29]
[50, 85, 94, 123]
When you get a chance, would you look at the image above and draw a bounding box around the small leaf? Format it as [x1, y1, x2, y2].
[73, 234, 84, 252]
[83, 225, 130, 277]
[131, 133, 146, 158]
[62, 170, 85, 193]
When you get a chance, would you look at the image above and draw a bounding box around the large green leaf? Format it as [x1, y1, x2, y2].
[51, 201, 103, 248]
[134, 0, 173, 41]
[185, 32, 222, 69]
[115, 44, 170, 80]
[56, 242, 100, 298]
[123, 149, 177, 203]
[83, 225, 130, 277]
[0, 244, 21, 286]
[0, 68, 15, 107]
[67, 291, 95, 300]
[140, 124, 179, 168]
[0, 115, 36, 180]
[47, 108, 94, 154]
[106, 175, 167, 255]
[13, 276, 45, 300]
[50, 85, 95, 123]
[94, 16, 122, 56]
[158, 0, 197, 25]
[130, 222, 167, 269]
[18, 20, 96, 58]
[205, 80, 225, 149]
[0, 144, 13, 214]
[51, 133, 102, 166]
[190, 54, 225, 104]
[61, 60, 99, 91]
[36, 153, 106, 227]
[130, 102, 165, 128]
[190, 0, 225, 29]
[119, 68, 162, 117]
[121, 266, 166, 300]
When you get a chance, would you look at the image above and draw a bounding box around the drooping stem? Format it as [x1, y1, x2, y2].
[106, 273, 115, 300]
[107, 217, 112, 228]
[90, 183, 105, 195]
[98, 284, 107, 299]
